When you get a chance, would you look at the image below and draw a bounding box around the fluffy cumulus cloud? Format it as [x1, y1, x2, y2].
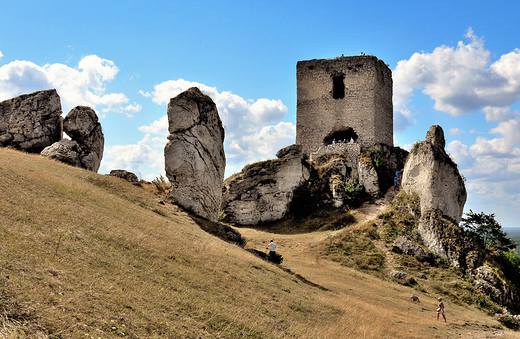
[394, 29, 520, 225]
[0, 55, 141, 115]
[142, 78, 288, 132]
[136, 79, 293, 178]
[447, 113, 520, 214]
[100, 134, 167, 181]
[394, 28, 520, 119]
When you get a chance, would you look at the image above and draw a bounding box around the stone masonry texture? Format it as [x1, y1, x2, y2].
[296, 55, 393, 155]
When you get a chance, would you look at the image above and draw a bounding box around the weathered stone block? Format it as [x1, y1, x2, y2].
[165, 87, 225, 222]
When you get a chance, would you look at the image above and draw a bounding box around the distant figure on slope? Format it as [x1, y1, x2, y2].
[394, 170, 400, 186]
[436, 297, 446, 322]
[266, 240, 276, 260]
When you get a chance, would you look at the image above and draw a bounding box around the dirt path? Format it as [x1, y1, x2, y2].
[236, 196, 514, 339]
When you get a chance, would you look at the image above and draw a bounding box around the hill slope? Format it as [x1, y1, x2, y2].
[0, 148, 517, 338]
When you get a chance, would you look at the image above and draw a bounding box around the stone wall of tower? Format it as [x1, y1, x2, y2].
[296, 55, 393, 155]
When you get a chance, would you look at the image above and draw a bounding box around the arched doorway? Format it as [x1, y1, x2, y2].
[323, 126, 358, 145]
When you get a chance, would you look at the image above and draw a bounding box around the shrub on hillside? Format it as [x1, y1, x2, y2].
[152, 174, 170, 193]
[268, 252, 284, 264]
[343, 176, 366, 208]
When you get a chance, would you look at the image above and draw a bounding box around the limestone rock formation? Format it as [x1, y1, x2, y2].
[42, 106, 104, 172]
[164, 87, 225, 222]
[401, 125, 467, 223]
[108, 169, 139, 183]
[221, 145, 309, 225]
[276, 144, 303, 159]
[476, 266, 520, 310]
[0, 89, 63, 153]
[400, 125, 474, 269]
[63, 106, 104, 172]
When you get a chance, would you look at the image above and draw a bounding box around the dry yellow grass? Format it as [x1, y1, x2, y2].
[0, 148, 518, 338]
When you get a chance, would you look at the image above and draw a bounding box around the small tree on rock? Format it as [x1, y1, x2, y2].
[460, 210, 516, 252]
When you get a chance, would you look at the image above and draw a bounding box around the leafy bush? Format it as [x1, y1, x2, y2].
[498, 316, 520, 330]
[379, 207, 419, 243]
[218, 210, 229, 223]
[370, 150, 394, 192]
[343, 177, 366, 208]
[474, 294, 503, 315]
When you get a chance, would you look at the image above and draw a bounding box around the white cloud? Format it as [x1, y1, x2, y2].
[0, 55, 141, 115]
[449, 128, 463, 136]
[447, 140, 473, 170]
[393, 108, 416, 133]
[138, 115, 168, 135]
[147, 79, 288, 133]
[110, 80, 294, 179]
[482, 106, 518, 122]
[227, 121, 296, 166]
[0, 51, 3, 61]
[470, 118, 520, 157]
[100, 134, 166, 180]
[394, 29, 520, 117]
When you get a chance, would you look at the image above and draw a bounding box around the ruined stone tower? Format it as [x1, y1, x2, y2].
[296, 55, 393, 156]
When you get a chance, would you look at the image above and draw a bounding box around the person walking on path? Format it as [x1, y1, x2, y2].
[266, 240, 276, 260]
[437, 297, 447, 322]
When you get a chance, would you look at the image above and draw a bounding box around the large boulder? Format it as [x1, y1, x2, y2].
[401, 125, 467, 223]
[42, 106, 104, 172]
[222, 145, 309, 225]
[40, 139, 81, 166]
[63, 106, 104, 172]
[164, 87, 225, 222]
[0, 89, 63, 153]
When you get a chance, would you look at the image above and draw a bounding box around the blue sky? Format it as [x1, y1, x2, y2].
[2, 0, 520, 227]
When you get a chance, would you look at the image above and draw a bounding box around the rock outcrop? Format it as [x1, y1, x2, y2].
[0, 89, 63, 153]
[42, 106, 104, 172]
[164, 87, 225, 222]
[221, 144, 309, 225]
[476, 266, 520, 310]
[400, 125, 474, 269]
[392, 236, 432, 261]
[402, 125, 466, 223]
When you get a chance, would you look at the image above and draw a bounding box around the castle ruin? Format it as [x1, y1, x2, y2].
[296, 55, 393, 157]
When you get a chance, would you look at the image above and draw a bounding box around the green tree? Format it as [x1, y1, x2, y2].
[460, 210, 517, 252]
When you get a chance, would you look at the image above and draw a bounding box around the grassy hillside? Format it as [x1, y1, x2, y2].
[0, 148, 517, 338]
